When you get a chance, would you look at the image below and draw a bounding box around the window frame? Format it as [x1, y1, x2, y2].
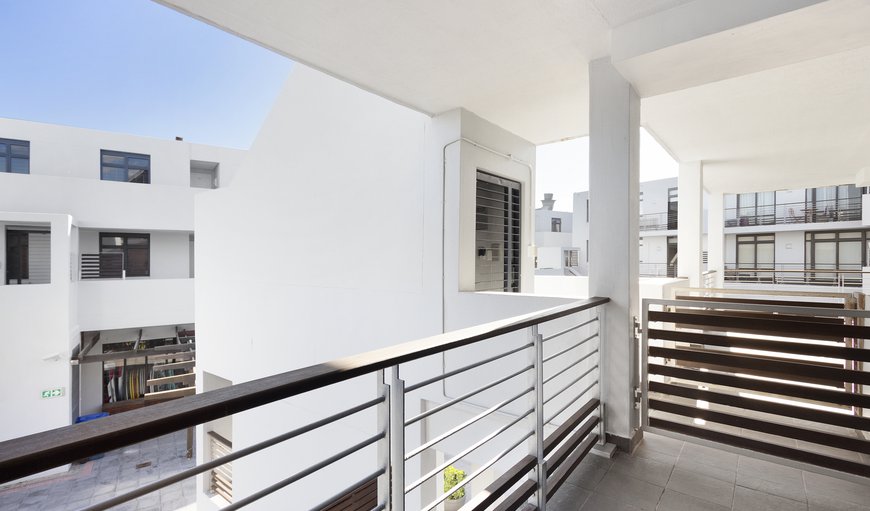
[475, 170, 521, 293]
[0, 137, 30, 174]
[551, 217, 562, 233]
[99, 232, 151, 277]
[100, 150, 151, 184]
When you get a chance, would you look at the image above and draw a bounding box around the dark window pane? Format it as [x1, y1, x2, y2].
[126, 248, 149, 276]
[0, 156, 5, 171]
[102, 154, 126, 165]
[10, 158, 28, 174]
[101, 166, 126, 181]
[101, 236, 124, 247]
[126, 236, 148, 245]
[0, 143, 6, 153]
[10, 144, 29, 157]
[127, 157, 149, 168]
[128, 169, 148, 183]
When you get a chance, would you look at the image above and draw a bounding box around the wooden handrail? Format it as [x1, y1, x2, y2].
[0, 296, 609, 483]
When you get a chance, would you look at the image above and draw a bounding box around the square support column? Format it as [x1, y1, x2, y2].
[677, 161, 703, 287]
[707, 190, 725, 288]
[588, 58, 640, 450]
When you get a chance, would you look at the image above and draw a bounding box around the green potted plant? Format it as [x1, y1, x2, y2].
[443, 465, 466, 511]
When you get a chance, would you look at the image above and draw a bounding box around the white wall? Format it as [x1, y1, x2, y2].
[775, 230, 805, 266]
[640, 177, 676, 216]
[0, 212, 75, 443]
[77, 279, 194, 331]
[78, 229, 191, 280]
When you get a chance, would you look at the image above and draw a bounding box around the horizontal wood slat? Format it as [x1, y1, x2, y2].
[144, 387, 195, 400]
[546, 416, 599, 476]
[648, 328, 870, 362]
[649, 346, 870, 386]
[650, 418, 870, 478]
[673, 295, 845, 309]
[649, 310, 870, 341]
[672, 308, 844, 325]
[649, 382, 870, 431]
[543, 398, 599, 457]
[546, 433, 598, 501]
[147, 373, 195, 387]
[649, 399, 870, 454]
[648, 363, 870, 409]
[493, 479, 537, 511]
[463, 455, 536, 511]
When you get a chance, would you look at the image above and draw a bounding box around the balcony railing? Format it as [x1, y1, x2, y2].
[639, 263, 676, 278]
[0, 297, 608, 511]
[724, 263, 868, 287]
[639, 211, 678, 231]
[80, 253, 124, 279]
[724, 197, 862, 227]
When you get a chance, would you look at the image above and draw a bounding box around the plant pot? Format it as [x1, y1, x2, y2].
[445, 495, 466, 511]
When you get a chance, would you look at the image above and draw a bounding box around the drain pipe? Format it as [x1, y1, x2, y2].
[440, 137, 534, 396]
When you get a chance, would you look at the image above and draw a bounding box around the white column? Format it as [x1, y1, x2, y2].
[707, 190, 725, 287]
[588, 58, 640, 448]
[677, 161, 703, 287]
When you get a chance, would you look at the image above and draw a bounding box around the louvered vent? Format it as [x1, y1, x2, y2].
[475, 171, 521, 292]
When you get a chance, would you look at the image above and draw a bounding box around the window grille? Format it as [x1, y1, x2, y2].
[475, 171, 521, 292]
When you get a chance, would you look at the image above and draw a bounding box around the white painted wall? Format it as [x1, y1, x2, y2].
[775, 231, 805, 266]
[77, 279, 194, 332]
[640, 177, 676, 216]
[0, 212, 75, 443]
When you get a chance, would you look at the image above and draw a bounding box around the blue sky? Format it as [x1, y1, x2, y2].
[0, 0, 292, 149]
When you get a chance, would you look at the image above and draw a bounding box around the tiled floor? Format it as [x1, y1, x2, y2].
[550, 433, 870, 511]
[0, 430, 196, 511]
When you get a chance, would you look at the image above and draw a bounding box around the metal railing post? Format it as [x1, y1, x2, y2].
[389, 366, 405, 511]
[597, 307, 606, 445]
[377, 370, 390, 510]
[531, 325, 546, 510]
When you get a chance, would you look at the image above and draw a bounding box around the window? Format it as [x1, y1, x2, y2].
[806, 230, 866, 285]
[806, 185, 861, 222]
[190, 160, 219, 189]
[737, 191, 775, 225]
[551, 218, 562, 232]
[101, 150, 150, 183]
[564, 249, 579, 267]
[0, 138, 30, 174]
[475, 171, 520, 292]
[100, 233, 150, 277]
[667, 187, 678, 229]
[736, 234, 774, 281]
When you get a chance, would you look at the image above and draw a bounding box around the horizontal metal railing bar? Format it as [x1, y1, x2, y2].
[648, 328, 870, 362]
[542, 334, 598, 363]
[0, 296, 609, 482]
[542, 317, 598, 342]
[224, 431, 385, 511]
[650, 381, 870, 432]
[405, 406, 534, 493]
[543, 356, 597, 385]
[404, 365, 533, 426]
[546, 379, 599, 424]
[649, 418, 870, 478]
[723, 267, 870, 274]
[405, 386, 533, 460]
[404, 342, 533, 393]
[305, 468, 384, 511]
[546, 417, 599, 475]
[546, 432, 599, 501]
[494, 479, 538, 511]
[648, 363, 870, 409]
[649, 346, 870, 386]
[77, 395, 385, 511]
[645, 298, 869, 319]
[420, 431, 533, 511]
[650, 399, 870, 454]
[544, 361, 598, 405]
[672, 295, 845, 309]
[649, 310, 870, 341]
[461, 454, 536, 510]
[542, 398, 600, 457]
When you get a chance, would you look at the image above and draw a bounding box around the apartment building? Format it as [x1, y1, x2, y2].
[534, 194, 581, 275]
[0, 118, 243, 443]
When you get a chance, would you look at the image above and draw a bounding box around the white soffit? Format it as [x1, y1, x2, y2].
[643, 44, 870, 193]
[154, 0, 695, 144]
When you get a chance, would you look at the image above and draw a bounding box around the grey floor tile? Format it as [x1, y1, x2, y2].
[548, 481, 591, 511]
[563, 453, 612, 491]
[803, 470, 870, 507]
[610, 451, 675, 487]
[666, 468, 735, 508]
[656, 489, 730, 511]
[579, 491, 644, 511]
[638, 433, 685, 458]
[807, 493, 870, 511]
[733, 486, 808, 511]
[595, 471, 664, 511]
[674, 456, 736, 484]
[680, 441, 738, 471]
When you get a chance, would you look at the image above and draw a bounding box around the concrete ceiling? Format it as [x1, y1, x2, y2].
[156, 0, 869, 190]
[155, 0, 695, 144]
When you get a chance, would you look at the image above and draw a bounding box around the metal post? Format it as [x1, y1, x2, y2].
[641, 303, 650, 430]
[597, 308, 606, 445]
[377, 370, 390, 510]
[389, 366, 405, 511]
[532, 325, 546, 510]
